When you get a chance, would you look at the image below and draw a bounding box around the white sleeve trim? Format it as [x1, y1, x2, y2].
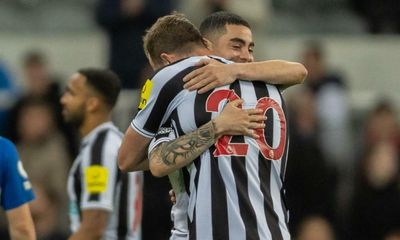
[130, 121, 155, 138]
[148, 137, 175, 156]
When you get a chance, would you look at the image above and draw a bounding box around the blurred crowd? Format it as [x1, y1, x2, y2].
[284, 42, 400, 240]
[1, 0, 400, 34]
[0, 0, 399, 240]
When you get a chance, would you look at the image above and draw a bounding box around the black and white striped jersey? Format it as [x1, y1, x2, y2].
[68, 122, 143, 240]
[133, 56, 291, 240]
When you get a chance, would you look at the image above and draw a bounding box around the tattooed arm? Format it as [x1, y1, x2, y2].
[149, 121, 216, 177]
[149, 99, 266, 177]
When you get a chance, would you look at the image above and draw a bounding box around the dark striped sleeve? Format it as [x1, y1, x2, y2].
[131, 66, 197, 138]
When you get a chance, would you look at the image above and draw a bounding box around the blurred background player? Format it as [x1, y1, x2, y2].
[61, 68, 142, 240]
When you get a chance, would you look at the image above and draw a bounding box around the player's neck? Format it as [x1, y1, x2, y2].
[79, 113, 111, 138]
[168, 46, 210, 64]
[192, 46, 211, 56]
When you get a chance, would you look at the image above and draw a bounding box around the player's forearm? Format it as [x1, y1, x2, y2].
[7, 204, 36, 240]
[233, 60, 307, 88]
[118, 146, 149, 172]
[9, 225, 36, 240]
[149, 120, 221, 177]
[129, 158, 150, 172]
[118, 127, 150, 172]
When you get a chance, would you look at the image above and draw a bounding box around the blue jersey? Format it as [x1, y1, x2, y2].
[0, 137, 34, 210]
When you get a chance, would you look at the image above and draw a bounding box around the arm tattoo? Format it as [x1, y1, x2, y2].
[151, 121, 216, 167]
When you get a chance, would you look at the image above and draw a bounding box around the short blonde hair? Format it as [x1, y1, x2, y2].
[143, 13, 204, 67]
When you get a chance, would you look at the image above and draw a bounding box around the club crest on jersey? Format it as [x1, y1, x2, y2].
[156, 127, 173, 135]
[138, 79, 153, 110]
[84, 165, 108, 193]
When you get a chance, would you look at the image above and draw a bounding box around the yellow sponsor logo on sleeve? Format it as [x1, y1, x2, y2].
[84, 165, 108, 193]
[138, 79, 153, 110]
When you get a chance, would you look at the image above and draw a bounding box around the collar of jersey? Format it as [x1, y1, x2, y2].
[149, 56, 191, 79]
[149, 55, 218, 79]
[207, 55, 232, 64]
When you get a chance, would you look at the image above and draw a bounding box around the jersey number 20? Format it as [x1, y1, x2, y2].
[206, 89, 287, 161]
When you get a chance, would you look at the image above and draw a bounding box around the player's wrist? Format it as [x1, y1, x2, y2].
[232, 63, 246, 80]
[229, 63, 241, 80]
[211, 118, 224, 140]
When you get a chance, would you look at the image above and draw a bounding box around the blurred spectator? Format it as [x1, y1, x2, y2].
[16, 99, 69, 197]
[363, 100, 400, 151]
[349, 0, 400, 33]
[0, 59, 17, 136]
[95, 0, 173, 129]
[301, 40, 352, 174]
[296, 215, 336, 240]
[347, 140, 400, 240]
[285, 88, 338, 235]
[16, 99, 70, 235]
[30, 181, 68, 240]
[5, 50, 78, 159]
[0, 0, 96, 32]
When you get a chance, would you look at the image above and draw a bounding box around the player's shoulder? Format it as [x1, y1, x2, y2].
[0, 136, 13, 147]
[0, 137, 19, 171]
[0, 137, 17, 157]
[89, 125, 122, 150]
[104, 127, 123, 146]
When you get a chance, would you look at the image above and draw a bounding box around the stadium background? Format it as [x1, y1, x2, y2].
[0, 0, 399, 239]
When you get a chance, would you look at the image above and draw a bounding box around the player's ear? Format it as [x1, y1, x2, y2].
[202, 38, 213, 50]
[86, 96, 101, 113]
[160, 53, 174, 65]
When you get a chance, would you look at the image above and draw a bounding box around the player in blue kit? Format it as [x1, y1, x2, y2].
[0, 136, 35, 240]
